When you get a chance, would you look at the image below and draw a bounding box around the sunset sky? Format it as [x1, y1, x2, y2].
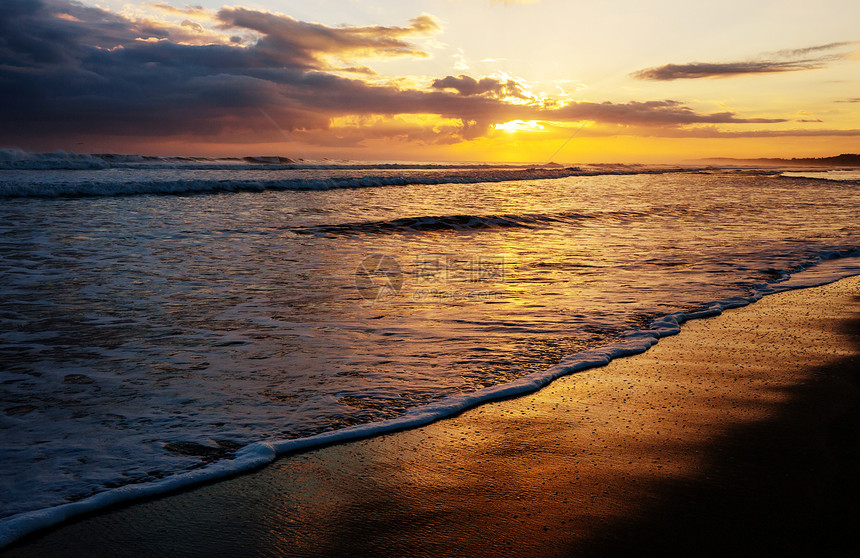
[2, 0, 859, 162]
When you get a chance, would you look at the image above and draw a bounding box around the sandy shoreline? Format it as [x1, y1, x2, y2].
[3, 275, 859, 557]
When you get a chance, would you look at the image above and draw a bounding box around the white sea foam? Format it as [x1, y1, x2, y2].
[0, 443, 276, 548]
[781, 169, 860, 183]
[1, 260, 858, 549]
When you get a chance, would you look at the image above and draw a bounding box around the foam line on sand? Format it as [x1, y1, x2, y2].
[2, 275, 860, 557]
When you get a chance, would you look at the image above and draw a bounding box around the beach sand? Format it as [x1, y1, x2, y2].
[3, 276, 859, 557]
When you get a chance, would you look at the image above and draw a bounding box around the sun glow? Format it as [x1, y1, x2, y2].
[494, 120, 545, 133]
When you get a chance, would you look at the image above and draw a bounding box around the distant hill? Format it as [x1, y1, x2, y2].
[698, 153, 860, 167]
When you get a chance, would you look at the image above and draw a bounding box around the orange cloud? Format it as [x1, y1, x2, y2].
[216, 8, 440, 69]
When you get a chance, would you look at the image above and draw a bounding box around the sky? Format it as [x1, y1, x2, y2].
[1, 0, 859, 163]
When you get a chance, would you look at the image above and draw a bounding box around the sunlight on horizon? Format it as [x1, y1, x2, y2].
[1, 0, 858, 162]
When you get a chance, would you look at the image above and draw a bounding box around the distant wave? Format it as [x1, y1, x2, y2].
[0, 169, 589, 198]
[0, 155, 719, 199]
[0, 150, 733, 198]
[0, 149, 310, 170]
[0, 149, 138, 170]
[0, 149, 540, 172]
[778, 171, 860, 186]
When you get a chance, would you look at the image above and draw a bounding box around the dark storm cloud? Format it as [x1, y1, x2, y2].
[0, 0, 168, 65]
[431, 75, 528, 99]
[632, 42, 855, 81]
[0, 1, 442, 143]
[0, 1, 793, 148]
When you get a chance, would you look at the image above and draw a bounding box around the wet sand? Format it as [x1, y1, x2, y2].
[3, 276, 859, 557]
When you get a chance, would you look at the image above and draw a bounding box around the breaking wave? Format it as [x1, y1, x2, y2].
[0, 170, 587, 198]
[0, 149, 552, 172]
[290, 213, 570, 235]
[0, 150, 721, 198]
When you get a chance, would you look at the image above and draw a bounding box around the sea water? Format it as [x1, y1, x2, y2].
[1, 153, 859, 545]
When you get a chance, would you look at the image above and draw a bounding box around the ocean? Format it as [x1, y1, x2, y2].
[1, 151, 859, 545]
